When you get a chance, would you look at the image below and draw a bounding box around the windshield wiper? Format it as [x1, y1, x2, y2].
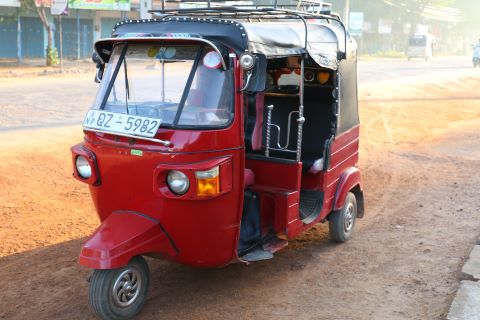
[172, 47, 204, 125]
[100, 44, 128, 110]
[123, 57, 131, 114]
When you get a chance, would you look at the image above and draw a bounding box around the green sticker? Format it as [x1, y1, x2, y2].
[131, 149, 143, 156]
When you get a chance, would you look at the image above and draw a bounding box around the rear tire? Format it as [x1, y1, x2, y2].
[89, 256, 150, 320]
[329, 192, 357, 243]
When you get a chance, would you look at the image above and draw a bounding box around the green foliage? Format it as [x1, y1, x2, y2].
[0, 15, 17, 24]
[46, 47, 60, 66]
[18, 0, 37, 15]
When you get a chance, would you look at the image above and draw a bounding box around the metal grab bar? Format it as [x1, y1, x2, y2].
[265, 104, 274, 157]
[268, 110, 299, 150]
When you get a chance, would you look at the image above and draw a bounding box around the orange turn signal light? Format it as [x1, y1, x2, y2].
[317, 71, 330, 84]
[196, 166, 220, 196]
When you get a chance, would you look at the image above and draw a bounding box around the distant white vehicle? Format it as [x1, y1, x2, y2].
[407, 34, 434, 61]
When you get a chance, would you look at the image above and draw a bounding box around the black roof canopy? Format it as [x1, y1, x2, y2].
[95, 7, 354, 70]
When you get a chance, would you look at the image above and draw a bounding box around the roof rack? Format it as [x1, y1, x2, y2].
[145, 1, 346, 57]
[150, 0, 340, 20]
[296, 0, 331, 15]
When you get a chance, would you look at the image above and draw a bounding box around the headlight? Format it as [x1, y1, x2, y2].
[167, 170, 190, 195]
[76, 155, 92, 179]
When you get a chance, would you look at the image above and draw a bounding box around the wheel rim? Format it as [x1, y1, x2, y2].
[344, 203, 355, 232]
[112, 268, 142, 308]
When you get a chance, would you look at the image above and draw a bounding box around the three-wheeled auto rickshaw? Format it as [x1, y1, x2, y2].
[71, 2, 363, 319]
[406, 33, 434, 61]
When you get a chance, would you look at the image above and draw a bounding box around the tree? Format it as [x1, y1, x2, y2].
[453, 0, 480, 29]
[20, 0, 57, 66]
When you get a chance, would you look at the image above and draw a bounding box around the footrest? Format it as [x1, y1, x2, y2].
[263, 234, 288, 253]
[239, 233, 288, 262]
[240, 248, 274, 262]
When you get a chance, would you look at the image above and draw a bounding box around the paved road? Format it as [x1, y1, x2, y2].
[0, 56, 477, 131]
[358, 55, 475, 83]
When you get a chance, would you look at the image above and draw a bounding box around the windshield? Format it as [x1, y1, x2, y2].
[91, 43, 233, 128]
[409, 36, 427, 47]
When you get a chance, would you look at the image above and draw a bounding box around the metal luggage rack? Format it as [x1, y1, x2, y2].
[149, 1, 346, 51]
[150, 0, 341, 21]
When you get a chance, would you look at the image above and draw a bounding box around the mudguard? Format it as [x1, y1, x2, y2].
[333, 167, 364, 217]
[79, 211, 178, 269]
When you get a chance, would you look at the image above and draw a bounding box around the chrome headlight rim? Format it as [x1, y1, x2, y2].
[166, 170, 190, 195]
[239, 53, 255, 70]
[75, 155, 92, 179]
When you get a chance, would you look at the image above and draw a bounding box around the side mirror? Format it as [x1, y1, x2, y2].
[92, 52, 104, 83]
[240, 53, 267, 93]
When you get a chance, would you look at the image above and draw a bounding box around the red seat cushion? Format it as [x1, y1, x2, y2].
[251, 92, 264, 151]
[244, 169, 255, 189]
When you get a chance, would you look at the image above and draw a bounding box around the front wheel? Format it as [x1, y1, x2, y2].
[89, 256, 150, 320]
[329, 192, 357, 243]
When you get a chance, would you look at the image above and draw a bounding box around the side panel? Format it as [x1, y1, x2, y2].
[245, 158, 301, 190]
[245, 158, 302, 235]
[336, 57, 359, 135]
[322, 125, 360, 219]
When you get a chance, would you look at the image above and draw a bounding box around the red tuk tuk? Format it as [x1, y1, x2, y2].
[71, 3, 363, 319]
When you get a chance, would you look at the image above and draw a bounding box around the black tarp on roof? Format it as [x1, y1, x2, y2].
[95, 17, 354, 69]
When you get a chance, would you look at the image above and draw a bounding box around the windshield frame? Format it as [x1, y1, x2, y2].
[97, 41, 235, 131]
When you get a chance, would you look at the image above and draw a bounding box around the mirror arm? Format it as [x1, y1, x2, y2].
[94, 63, 104, 83]
[239, 70, 253, 92]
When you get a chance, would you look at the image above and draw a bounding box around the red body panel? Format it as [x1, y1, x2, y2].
[76, 133, 245, 268]
[323, 125, 361, 213]
[244, 126, 361, 239]
[73, 56, 246, 269]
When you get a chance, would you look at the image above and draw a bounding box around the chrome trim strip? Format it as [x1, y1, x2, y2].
[84, 128, 171, 147]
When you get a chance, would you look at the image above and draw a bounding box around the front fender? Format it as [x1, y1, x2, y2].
[79, 211, 178, 269]
[333, 167, 362, 214]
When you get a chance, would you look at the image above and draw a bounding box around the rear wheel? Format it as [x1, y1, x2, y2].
[329, 192, 357, 243]
[89, 256, 150, 320]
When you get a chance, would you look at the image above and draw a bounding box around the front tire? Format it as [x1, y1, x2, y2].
[89, 256, 150, 320]
[329, 192, 357, 243]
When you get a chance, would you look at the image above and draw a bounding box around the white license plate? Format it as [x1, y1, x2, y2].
[83, 110, 161, 138]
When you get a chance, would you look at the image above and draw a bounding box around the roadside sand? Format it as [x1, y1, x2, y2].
[0, 73, 479, 319]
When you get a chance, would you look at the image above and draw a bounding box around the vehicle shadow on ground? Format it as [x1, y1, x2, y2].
[140, 226, 333, 319]
[0, 226, 336, 320]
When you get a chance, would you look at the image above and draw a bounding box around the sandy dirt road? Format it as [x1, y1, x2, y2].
[0, 61, 480, 319]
